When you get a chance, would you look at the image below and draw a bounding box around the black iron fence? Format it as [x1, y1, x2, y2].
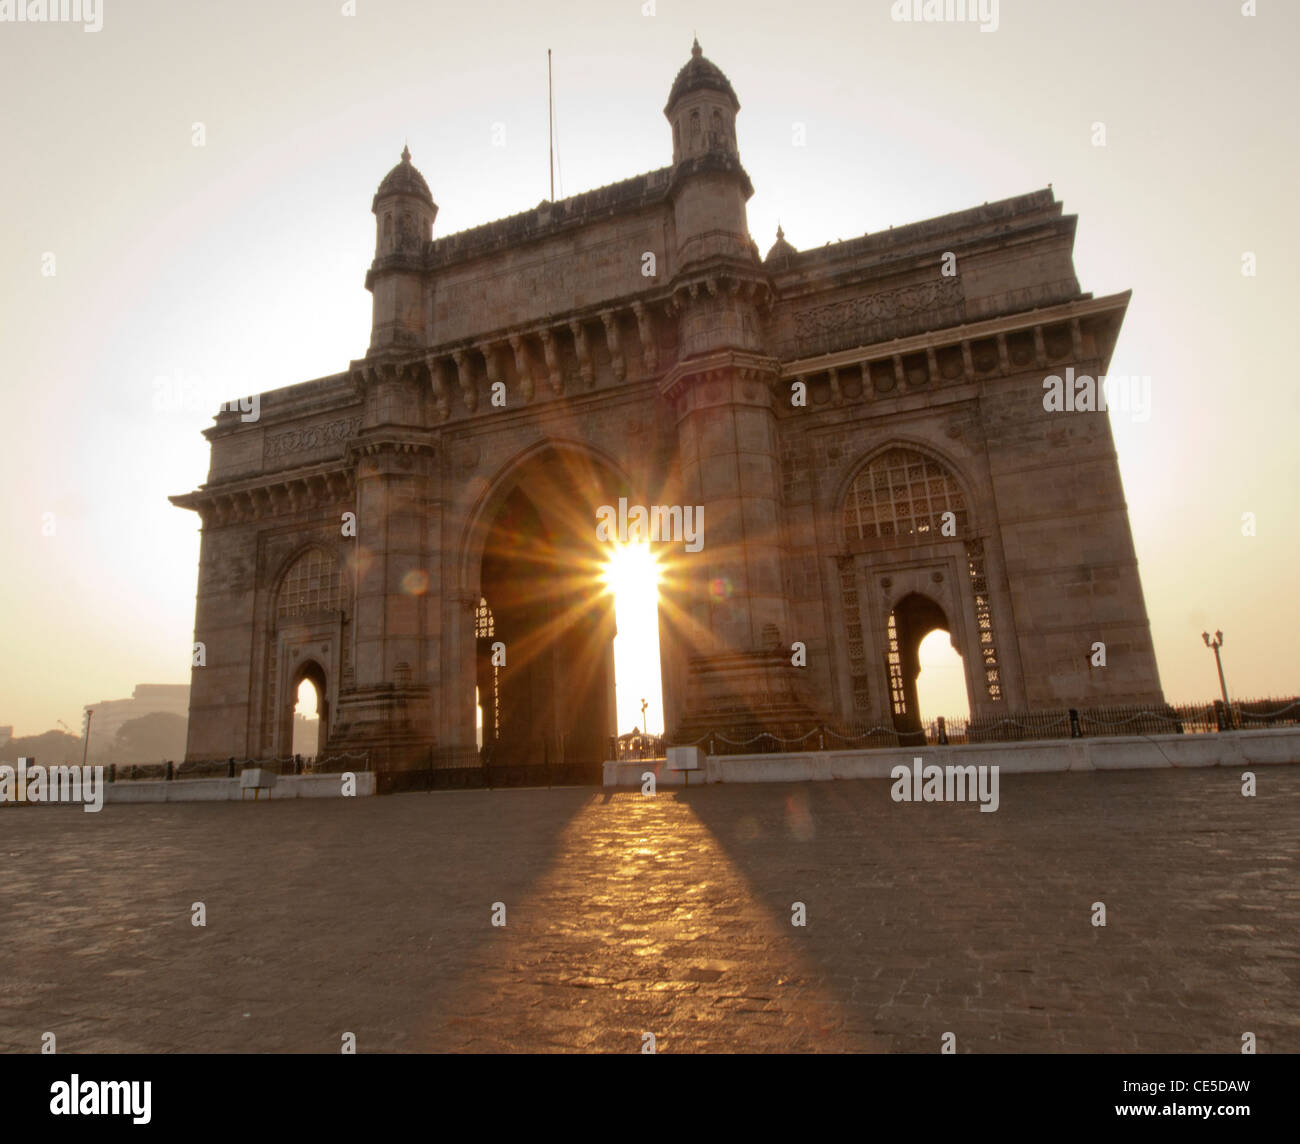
[608, 734, 667, 761]
[104, 752, 372, 782]
[687, 697, 1300, 755]
[89, 697, 1300, 787]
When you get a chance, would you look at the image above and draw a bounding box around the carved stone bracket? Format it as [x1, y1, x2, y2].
[569, 320, 594, 388]
[477, 341, 501, 404]
[600, 311, 626, 381]
[451, 349, 477, 413]
[540, 329, 563, 395]
[425, 356, 450, 422]
[633, 301, 658, 373]
[960, 341, 975, 381]
[508, 334, 535, 401]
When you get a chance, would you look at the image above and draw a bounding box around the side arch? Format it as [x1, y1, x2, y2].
[281, 656, 329, 760]
[258, 543, 347, 759]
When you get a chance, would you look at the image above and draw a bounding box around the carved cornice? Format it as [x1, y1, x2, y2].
[666, 151, 755, 201]
[658, 349, 782, 403]
[350, 359, 421, 387]
[170, 464, 355, 529]
[779, 291, 1131, 381]
[345, 437, 439, 463]
[665, 268, 773, 316]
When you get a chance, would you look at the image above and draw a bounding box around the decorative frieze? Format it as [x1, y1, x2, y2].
[793, 277, 964, 353]
[264, 416, 363, 462]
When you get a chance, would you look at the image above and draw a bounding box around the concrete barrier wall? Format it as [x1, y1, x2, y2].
[602, 727, 1300, 788]
[104, 772, 376, 803]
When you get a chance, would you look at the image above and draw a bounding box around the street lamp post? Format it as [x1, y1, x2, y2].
[1201, 630, 1232, 730]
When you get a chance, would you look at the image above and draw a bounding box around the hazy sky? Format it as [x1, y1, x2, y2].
[2, 0, 1297, 737]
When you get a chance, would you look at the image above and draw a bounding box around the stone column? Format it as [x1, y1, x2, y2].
[442, 588, 480, 760]
[661, 351, 819, 742]
[327, 364, 438, 769]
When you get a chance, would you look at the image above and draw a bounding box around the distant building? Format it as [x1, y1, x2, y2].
[84, 684, 190, 747]
[0, 726, 12, 747]
[291, 712, 320, 757]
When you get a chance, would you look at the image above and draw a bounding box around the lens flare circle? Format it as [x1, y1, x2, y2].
[401, 568, 430, 596]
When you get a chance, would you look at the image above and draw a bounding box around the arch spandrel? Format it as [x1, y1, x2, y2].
[455, 437, 639, 597]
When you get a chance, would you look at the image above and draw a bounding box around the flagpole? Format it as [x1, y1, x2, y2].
[548, 49, 555, 202]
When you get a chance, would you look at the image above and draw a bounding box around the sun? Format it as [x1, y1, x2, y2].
[600, 541, 664, 734]
[601, 539, 661, 597]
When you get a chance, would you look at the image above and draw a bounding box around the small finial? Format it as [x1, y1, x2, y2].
[776, 223, 785, 241]
[401, 142, 411, 163]
[691, 36, 702, 58]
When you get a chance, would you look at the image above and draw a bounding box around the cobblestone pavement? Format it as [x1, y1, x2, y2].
[1, 767, 1297, 1053]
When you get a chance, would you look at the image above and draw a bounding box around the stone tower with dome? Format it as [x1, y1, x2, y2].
[172, 41, 1164, 774]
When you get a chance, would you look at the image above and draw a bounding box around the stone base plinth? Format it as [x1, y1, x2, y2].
[670, 650, 823, 747]
[326, 684, 435, 771]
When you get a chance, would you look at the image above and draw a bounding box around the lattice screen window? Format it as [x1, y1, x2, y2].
[965, 539, 1003, 702]
[277, 549, 342, 621]
[886, 611, 907, 716]
[476, 598, 500, 739]
[844, 448, 968, 543]
[475, 597, 495, 639]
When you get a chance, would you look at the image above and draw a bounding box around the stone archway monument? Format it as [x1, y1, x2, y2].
[171, 40, 1164, 773]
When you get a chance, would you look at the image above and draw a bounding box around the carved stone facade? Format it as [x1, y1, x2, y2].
[172, 40, 1164, 769]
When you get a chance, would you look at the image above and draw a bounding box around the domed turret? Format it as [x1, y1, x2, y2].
[367, 145, 435, 353]
[664, 38, 740, 165]
[376, 144, 434, 203]
[666, 37, 740, 112]
[372, 145, 437, 260]
[764, 224, 797, 266]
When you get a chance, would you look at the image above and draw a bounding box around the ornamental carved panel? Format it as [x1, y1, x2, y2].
[263, 416, 364, 466]
[792, 278, 965, 355]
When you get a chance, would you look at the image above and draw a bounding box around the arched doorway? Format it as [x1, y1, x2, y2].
[285, 659, 328, 759]
[885, 592, 968, 747]
[915, 628, 971, 742]
[267, 545, 343, 759]
[473, 448, 624, 768]
[292, 675, 322, 758]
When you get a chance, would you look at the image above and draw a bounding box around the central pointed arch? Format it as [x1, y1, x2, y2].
[457, 439, 654, 769]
